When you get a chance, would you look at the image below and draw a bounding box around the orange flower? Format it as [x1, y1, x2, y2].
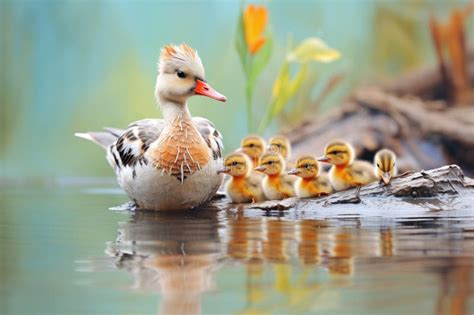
[243, 4, 268, 55]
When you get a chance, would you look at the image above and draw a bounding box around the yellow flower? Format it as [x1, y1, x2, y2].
[244, 4, 268, 55]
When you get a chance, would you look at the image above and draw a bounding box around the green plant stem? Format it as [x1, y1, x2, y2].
[245, 80, 253, 133]
[257, 99, 276, 134]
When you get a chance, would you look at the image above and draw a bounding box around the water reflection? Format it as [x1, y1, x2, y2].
[106, 209, 223, 315]
[105, 208, 474, 314]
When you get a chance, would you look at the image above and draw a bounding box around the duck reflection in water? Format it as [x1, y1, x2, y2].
[106, 209, 222, 315]
[105, 210, 472, 315]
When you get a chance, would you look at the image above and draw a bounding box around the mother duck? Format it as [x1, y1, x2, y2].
[76, 44, 226, 210]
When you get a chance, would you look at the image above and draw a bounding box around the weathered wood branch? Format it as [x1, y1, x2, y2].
[285, 40, 474, 176]
[286, 87, 474, 176]
[220, 165, 474, 212]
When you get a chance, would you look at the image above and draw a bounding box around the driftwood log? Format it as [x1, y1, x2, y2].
[285, 44, 474, 176]
[286, 88, 474, 176]
[220, 165, 474, 213]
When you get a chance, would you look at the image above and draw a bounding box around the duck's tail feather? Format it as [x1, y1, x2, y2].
[75, 129, 123, 149]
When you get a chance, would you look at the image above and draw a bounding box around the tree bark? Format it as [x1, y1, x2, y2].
[219, 165, 474, 212]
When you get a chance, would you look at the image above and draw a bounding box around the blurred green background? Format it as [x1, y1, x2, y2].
[1, 0, 470, 180]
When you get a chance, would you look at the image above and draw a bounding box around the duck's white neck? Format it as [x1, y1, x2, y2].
[158, 98, 192, 123]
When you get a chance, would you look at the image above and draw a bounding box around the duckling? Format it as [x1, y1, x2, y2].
[255, 153, 296, 200]
[318, 141, 376, 191]
[267, 135, 291, 160]
[288, 156, 333, 197]
[218, 153, 265, 203]
[374, 149, 397, 185]
[240, 135, 266, 168]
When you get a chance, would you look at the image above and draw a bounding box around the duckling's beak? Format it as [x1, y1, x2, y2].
[382, 172, 391, 185]
[254, 165, 266, 172]
[217, 166, 230, 174]
[288, 168, 300, 175]
[317, 156, 330, 163]
[194, 79, 227, 102]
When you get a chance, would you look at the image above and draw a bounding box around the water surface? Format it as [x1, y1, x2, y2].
[1, 182, 473, 315]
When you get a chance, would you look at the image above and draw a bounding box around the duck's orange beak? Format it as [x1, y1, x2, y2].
[194, 79, 227, 102]
[317, 156, 330, 163]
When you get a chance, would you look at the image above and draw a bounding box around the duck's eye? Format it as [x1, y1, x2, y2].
[177, 71, 187, 79]
[232, 161, 238, 166]
[268, 161, 273, 165]
[377, 163, 380, 168]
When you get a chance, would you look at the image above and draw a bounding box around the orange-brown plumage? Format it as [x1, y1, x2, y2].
[151, 118, 211, 179]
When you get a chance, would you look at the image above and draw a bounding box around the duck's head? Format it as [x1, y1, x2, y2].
[240, 135, 266, 161]
[218, 153, 251, 177]
[374, 149, 397, 184]
[288, 156, 320, 179]
[318, 141, 354, 166]
[255, 153, 285, 176]
[267, 135, 291, 159]
[155, 43, 227, 105]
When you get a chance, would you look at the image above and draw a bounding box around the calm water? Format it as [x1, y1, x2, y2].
[1, 181, 474, 315]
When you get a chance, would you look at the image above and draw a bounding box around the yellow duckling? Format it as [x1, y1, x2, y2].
[255, 153, 296, 200]
[374, 149, 397, 185]
[267, 135, 291, 160]
[318, 141, 376, 191]
[218, 153, 266, 203]
[288, 156, 334, 197]
[240, 135, 266, 168]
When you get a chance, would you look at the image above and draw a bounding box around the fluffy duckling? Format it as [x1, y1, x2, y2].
[374, 149, 397, 185]
[218, 153, 266, 203]
[288, 156, 334, 197]
[267, 135, 291, 160]
[255, 153, 296, 200]
[240, 135, 266, 167]
[318, 141, 376, 191]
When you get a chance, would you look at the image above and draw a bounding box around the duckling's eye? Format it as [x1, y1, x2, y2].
[268, 161, 273, 165]
[176, 71, 187, 79]
[232, 161, 238, 166]
[377, 163, 380, 168]
[305, 164, 310, 169]
[248, 143, 255, 148]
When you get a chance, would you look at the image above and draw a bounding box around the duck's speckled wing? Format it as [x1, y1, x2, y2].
[108, 119, 164, 170]
[193, 117, 223, 160]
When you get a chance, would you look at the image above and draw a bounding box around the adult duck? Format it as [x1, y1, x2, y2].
[76, 44, 226, 210]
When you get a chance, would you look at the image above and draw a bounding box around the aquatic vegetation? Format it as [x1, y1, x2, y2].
[235, 3, 341, 134]
[235, 3, 272, 133]
[258, 37, 341, 133]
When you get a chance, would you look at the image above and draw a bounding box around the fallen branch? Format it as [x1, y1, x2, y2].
[220, 165, 473, 212]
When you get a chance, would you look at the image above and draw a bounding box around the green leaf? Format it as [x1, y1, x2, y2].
[272, 60, 289, 99]
[248, 34, 272, 83]
[235, 8, 249, 77]
[288, 63, 307, 97]
[287, 37, 341, 63]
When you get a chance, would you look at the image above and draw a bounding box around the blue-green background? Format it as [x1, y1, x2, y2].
[2, 2, 474, 314]
[2, 0, 470, 180]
